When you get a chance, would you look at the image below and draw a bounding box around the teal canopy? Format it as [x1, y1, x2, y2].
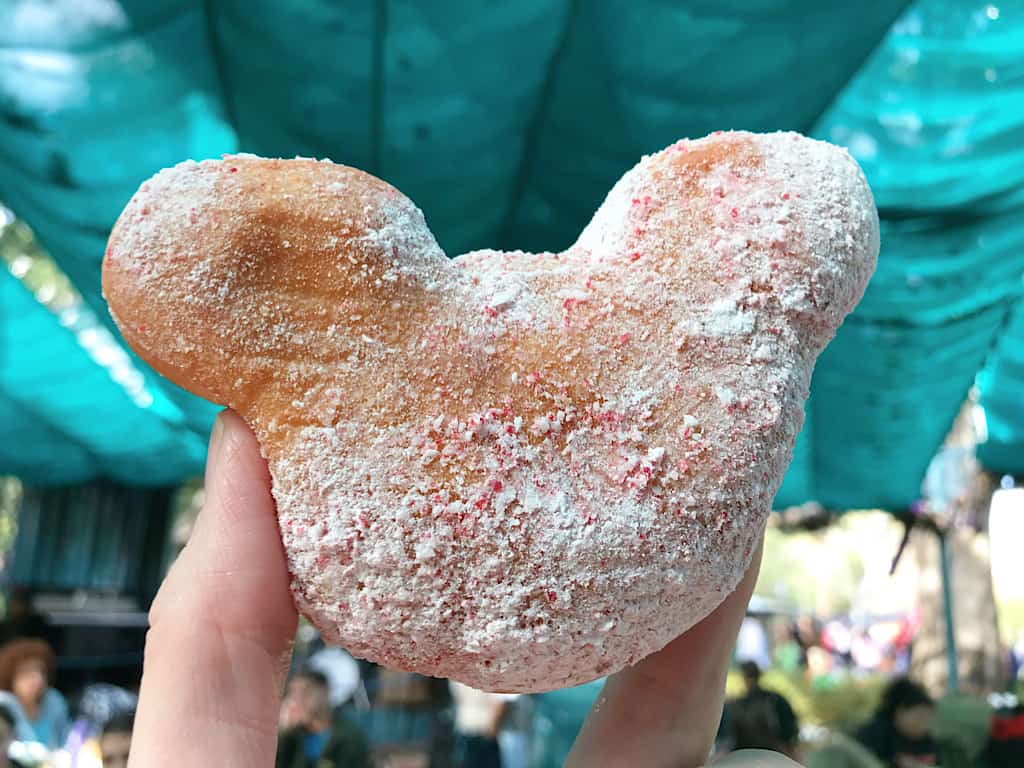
[0, 265, 206, 485]
[977, 298, 1024, 474]
[1, 0, 1021, 507]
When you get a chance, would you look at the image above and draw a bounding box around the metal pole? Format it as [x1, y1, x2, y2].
[938, 532, 959, 694]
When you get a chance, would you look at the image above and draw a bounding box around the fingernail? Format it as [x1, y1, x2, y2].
[205, 411, 229, 482]
[211, 411, 227, 451]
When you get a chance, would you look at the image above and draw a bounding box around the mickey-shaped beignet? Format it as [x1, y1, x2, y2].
[103, 131, 877, 692]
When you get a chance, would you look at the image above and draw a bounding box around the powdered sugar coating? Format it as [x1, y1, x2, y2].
[103, 132, 878, 692]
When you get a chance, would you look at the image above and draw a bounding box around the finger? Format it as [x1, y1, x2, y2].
[567, 541, 763, 768]
[130, 410, 298, 768]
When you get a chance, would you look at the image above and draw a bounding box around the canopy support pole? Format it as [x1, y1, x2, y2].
[938, 531, 959, 694]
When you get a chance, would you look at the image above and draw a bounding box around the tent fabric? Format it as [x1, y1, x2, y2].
[777, 0, 1024, 507]
[977, 298, 1024, 475]
[0, 0, 1021, 506]
[0, 267, 206, 486]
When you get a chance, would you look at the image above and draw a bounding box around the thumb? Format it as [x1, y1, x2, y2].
[713, 750, 804, 767]
[130, 410, 298, 768]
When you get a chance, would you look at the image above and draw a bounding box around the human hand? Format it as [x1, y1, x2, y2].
[129, 410, 298, 767]
[565, 544, 800, 768]
[129, 410, 799, 768]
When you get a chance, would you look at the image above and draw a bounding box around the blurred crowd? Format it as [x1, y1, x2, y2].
[0, 588, 136, 768]
[737, 614, 918, 685]
[716, 608, 1024, 768]
[717, 662, 940, 766]
[0, 585, 1021, 768]
[0, 582, 542, 768]
[717, 661, 1024, 767]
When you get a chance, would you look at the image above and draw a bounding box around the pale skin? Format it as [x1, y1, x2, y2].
[129, 410, 800, 768]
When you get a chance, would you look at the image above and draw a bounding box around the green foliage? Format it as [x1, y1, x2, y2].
[0, 478, 22, 614]
[754, 514, 895, 617]
[0, 478, 21, 552]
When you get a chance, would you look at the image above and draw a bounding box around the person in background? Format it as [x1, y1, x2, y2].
[0, 703, 27, 768]
[772, 622, 803, 675]
[795, 616, 820, 672]
[0, 589, 48, 647]
[725, 660, 800, 759]
[1011, 630, 1024, 683]
[0, 639, 68, 750]
[889, 618, 914, 676]
[275, 668, 371, 768]
[450, 681, 517, 768]
[854, 677, 938, 767]
[822, 618, 854, 672]
[795, 616, 836, 683]
[736, 617, 771, 672]
[98, 712, 133, 768]
[496, 695, 531, 768]
[65, 683, 139, 768]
